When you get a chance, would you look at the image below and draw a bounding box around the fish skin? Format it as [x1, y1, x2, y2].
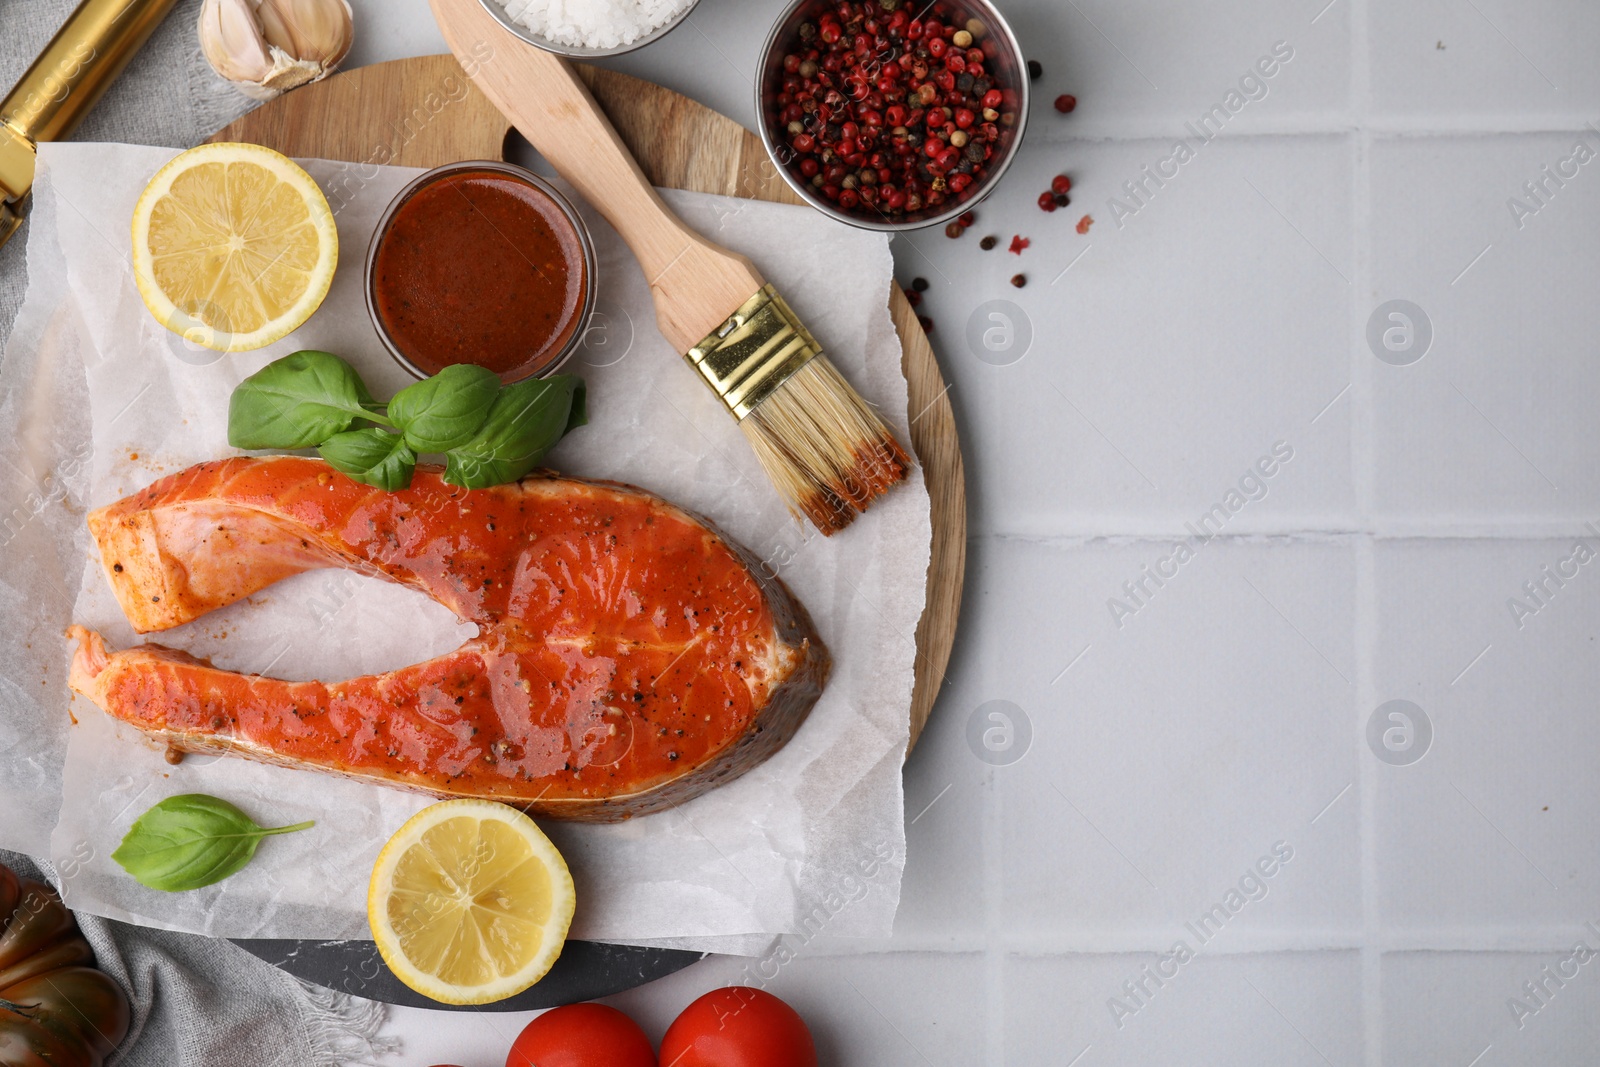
[68, 457, 829, 821]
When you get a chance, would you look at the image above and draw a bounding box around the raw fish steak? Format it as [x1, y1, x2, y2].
[67, 457, 828, 821]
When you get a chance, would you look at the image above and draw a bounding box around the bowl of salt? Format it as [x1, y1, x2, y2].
[477, 0, 703, 56]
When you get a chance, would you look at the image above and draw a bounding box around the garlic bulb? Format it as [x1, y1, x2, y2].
[199, 0, 354, 99]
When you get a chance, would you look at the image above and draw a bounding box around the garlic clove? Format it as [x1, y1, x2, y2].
[199, 0, 275, 85]
[258, 0, 353, 69]
[198, 0, 353, 99]
[254, 0, 297, 55]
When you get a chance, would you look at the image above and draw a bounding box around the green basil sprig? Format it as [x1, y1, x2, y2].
[443, 376, 587, 489]
[228, 350, 387, 449]
[319, 428, 417, 492]
[112, 794, 313, 893]
[388, 363, 502, 452]
[227, 351, 586, 491]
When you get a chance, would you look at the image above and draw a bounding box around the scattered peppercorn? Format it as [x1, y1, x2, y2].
[912, 276, 929, 291]
[1051, 174, 1072, 195]
[1037, 191, 1058, 212]
[1054, 93, 1077, 113]
[945, 221, 965, 237]
[979, 234, 998, 250]
[958, 210, 976, 228]
[1076, 214, 1093, 234]
[918, 315, 934, 333]
[1028, 59, 1042, 81]
[1010, 273, 1026, 288]
[906, 288, 922, 306]
[765, 1, 1023, 221]
[1008, 234, 1030, 254]
[1054, 192, 1070, 207]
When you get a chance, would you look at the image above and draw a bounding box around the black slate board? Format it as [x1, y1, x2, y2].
[232, 938, 704, 1011]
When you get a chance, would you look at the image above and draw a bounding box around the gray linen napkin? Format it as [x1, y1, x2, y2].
[0, 0, 253, 348]
[2, 849, 399, 1066]
[0, 8, 399, 1067]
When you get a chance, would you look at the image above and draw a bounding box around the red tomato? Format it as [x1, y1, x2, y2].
[659, 987, 817, 1067]
[506, 1004, 656, 1067]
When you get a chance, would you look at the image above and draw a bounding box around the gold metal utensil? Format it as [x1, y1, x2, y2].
[0, 0, 180, 248]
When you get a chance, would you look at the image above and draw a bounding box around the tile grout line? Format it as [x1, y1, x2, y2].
[972, 522, 1600, 542]
[1348, 0, 1382, 1062]
[859, 928, 1600, 954]
[1358, 539, 1382, 1067]
[979, 144, 1005, 1067]
[1004, 115, 1600, 143]
[985, 764, 1005, 1067]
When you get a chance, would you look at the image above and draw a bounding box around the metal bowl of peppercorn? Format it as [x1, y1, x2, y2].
[756, 0, 1030, 232]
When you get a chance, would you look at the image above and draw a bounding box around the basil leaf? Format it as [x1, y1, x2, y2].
[387, 363, 502, 453]
[318, 428, 416, 491]
[228, 350, 388, 450]
[563, 377, 588, 433]
[112, 794, 313, 893]
[442, 376, 586, 489]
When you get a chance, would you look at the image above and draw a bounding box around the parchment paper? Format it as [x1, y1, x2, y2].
[0, 142, 929, 950]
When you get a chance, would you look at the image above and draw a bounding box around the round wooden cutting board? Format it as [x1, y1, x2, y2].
[212, 52, 966, 1012]
[211, 54, 966, 754]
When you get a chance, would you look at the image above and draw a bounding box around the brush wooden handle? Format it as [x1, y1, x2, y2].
[429, 0, 765, 352]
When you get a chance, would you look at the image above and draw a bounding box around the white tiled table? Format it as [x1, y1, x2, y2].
[362, 1, 1600, 1063]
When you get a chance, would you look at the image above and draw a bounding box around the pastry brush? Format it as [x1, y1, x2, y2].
[430, 0, 909, 535]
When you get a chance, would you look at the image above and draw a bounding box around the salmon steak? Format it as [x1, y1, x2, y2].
[67, 457, 829, 821]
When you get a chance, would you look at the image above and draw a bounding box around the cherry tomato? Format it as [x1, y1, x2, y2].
[506, 1004, 656, 1067]
[659, 987, 817, 1067]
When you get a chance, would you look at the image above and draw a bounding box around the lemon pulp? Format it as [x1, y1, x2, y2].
[368, 800, 574, 1005]
[131, 142, 336, 352]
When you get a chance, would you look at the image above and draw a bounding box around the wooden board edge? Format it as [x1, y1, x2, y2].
[891, 286, 966, 754]
[210, 54, 512, 167]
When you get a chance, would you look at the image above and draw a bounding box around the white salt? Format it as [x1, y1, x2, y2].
[499, 0, 695, 50]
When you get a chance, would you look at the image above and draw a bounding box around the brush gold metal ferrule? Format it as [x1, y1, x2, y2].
[686, 285, 819, 420]
[0, 0, 180, 248]
[435, 0, 911, 536]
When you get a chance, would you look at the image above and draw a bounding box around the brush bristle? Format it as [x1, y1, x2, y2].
[740, 356, 911, 535]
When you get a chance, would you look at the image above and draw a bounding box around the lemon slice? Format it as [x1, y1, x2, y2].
[131, 142, 337, 353]
[368, 799, 575, 1005]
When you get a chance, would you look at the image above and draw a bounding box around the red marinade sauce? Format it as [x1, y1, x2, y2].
[373, 170, 586, 380]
